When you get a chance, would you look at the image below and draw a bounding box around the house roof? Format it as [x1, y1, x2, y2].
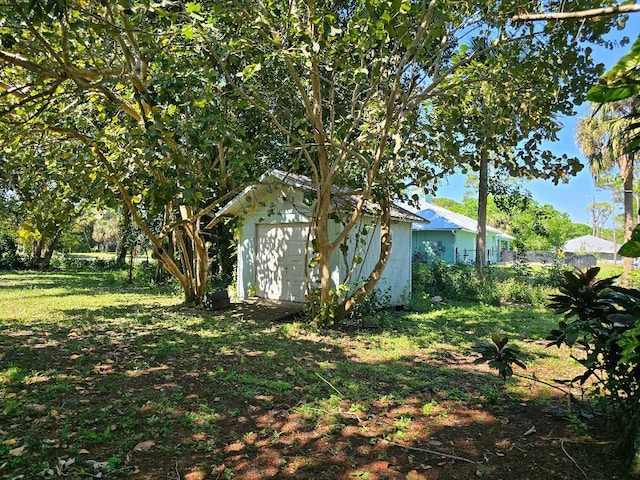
[412, 201, 515, 240]
[207, 169, 426, 227]
[563, 234, 616, 254]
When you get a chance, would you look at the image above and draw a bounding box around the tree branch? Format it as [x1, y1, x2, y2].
[512, 4, 640, 22]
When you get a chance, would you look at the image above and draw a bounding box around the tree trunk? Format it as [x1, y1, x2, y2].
[82, 226, 92, 252]
[336, 193, 392, 321]
[475, 150, 488, 278]
[40, 231, 62, 268]
[154, 260, 165, 284]
[116, 204, 131, 267]
[32, 239, 43, 260]
[313, 176, 334, 322]
[612, 189, 617, 265]
[621, 154, 635, 282]
[177, 205, 209, 305]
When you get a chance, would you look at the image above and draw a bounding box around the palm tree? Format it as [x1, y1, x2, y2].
[576, 97, 639, 278]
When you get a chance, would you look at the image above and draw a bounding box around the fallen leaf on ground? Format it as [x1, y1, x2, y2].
[407, 470, 427, 480]
[10, 445, 27, 456]
[86, 459, 108, 470]
[133, 440, 156, 452]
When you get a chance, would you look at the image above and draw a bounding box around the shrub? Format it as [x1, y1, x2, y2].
[53, 254, 121, 272]
[412, 260, 484, 300]
[346, 288, 394, 329]
[548, 267, 640, 465]
[0, 234, 21, 270]
[474, 332, 527, 380]
[411, 261, 551, 307]
[495, 278, 550, 307]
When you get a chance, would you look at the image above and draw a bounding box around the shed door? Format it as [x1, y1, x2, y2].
[255, 224, 309, 302]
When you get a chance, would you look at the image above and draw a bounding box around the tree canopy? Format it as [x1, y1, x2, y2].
[0, 0, 275, 302]
[0, 0, 629, 317]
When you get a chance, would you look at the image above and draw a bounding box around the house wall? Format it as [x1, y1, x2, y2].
[412, 229, 510, 265]
[234, 185, 411, 305]
[480, 232, 512, 264]
[453, 231, 476, 264]
[412, 230, 456, 263]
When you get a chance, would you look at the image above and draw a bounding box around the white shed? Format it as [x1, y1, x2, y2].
[210, 170, 424, 306]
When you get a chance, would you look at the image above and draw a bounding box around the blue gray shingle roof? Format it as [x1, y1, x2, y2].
[412, 202, 515, 240]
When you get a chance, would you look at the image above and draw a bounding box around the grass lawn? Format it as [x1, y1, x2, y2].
[0, 271, 628, 479]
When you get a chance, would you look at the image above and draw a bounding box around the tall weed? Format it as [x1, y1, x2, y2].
[412, 261, 554, 308]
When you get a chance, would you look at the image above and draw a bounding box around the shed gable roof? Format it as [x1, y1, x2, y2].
[208, 169, 427, 226]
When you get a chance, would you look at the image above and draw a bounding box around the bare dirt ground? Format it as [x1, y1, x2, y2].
[124, 354, 627, 480]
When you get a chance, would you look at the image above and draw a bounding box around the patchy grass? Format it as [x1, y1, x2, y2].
[0, 271, 628, 479]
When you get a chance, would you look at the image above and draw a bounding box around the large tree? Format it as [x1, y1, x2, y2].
[0, 135, 97, 265]
[207, 0, 457, 322]
[201, 0, 624, 322]
[0, 0, 270, 302]
[428, 18, 624, 276]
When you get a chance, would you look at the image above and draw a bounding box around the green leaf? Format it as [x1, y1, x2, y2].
[491, 331, 507, 349]
[619, 239, 640, 257]
[354, 67, 369, 79]
[239, 63, 262, 80]
[619, 224, 640, 257]
[601, 35, 640, 84]
[181, 24, 195, 40]
[586, 84, 637, 103]
[587, 35, 640, 104]
[328, 25, 342, 37]
[186, 2, 202, 14]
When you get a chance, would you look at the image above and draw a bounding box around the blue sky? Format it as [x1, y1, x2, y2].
[434, 13, 640, 226]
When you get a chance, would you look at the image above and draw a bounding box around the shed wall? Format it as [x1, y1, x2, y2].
[235, 187, 411, 305]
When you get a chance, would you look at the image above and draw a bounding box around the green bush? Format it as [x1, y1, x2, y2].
[52, 254, 121, 272]
[548, 267, 640, 465]
[412, 261, 484, 300]
[495, 278, 550, 307]
[474, 332, 527, 380]
[0, 234, 21, 270]
[411, 261, 551, 307]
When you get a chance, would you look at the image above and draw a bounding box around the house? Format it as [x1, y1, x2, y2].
[209, 170, 426, 305]
[563, 234, 616, 261]
[411, 201, 514, 264]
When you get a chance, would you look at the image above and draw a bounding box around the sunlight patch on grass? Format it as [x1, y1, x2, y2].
[0, 272, 180, 325]
[0, 270, 602, 480]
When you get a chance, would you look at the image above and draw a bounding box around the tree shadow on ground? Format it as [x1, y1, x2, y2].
[0, 299, 628, 480]
[0, 271, 628, 479]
